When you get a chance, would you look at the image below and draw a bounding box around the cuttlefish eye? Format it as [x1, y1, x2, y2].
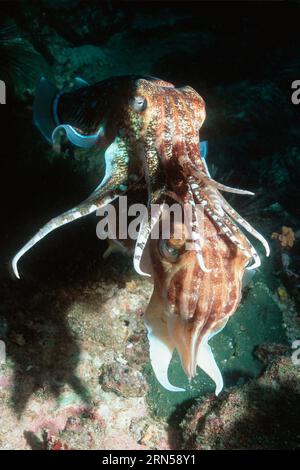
[159, 238, 184, 262]
[131, 96, 147, 112]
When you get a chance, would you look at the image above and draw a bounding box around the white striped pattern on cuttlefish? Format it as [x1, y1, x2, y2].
[11, 75, 269, 285]
[10, 74, 270, 395]
[143, 206, 253, 394]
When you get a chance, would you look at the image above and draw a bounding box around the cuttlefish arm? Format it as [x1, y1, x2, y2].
[144, 291, 185, 392]
[11, 138, 135, 279]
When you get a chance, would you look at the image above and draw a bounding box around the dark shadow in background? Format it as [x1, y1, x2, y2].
[167, 398, 196, 450]
[0, 94, 106, 417]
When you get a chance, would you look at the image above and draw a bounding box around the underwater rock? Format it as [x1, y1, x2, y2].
[0, 18, 49, 101]
[100, 362, 148, 398]
[253, 343, 290, 365]
[258, 147, 300, 220]
[129, 416, 170, 450]
[181, 357, 300, 449]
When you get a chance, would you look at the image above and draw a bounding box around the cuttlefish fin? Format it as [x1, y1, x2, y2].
[133, 203, 163, 278]
[34, 76, 104, 148]
[52, 75, 103, 148]
[197, 320, 228, 396]
[199, 140, 208, 160]
[33, 76, 90, 144]
[52, 123, 104, 148]
[145, 295, 185, 392]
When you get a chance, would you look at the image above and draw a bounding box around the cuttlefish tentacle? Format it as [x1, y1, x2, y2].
[12, 190, 117, 279]
[133, 115, 168, 276]
[187, 175, 269, 271]
[199, 183, 269, 270]
[201, 193, 262, 270]
[150, 86, 210, 275]
[148, 204, 253, 394]
[155, 90, 262, 274]
[12, 138, 138, 279]
[204, 176, 255, 196]
[183, 184, 211, 273]
[195, 143, 269, 267]
[189, 179, 251, 253]
[157, 182, 210, 274]
[218, 191, 270, 257]
[133, 200, 164, 277]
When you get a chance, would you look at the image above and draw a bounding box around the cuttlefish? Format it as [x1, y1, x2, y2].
[12, 75, 269, 279]
[143, 207, 252, 394]
[11, 75, 270, 394]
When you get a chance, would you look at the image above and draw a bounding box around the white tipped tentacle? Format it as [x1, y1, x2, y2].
[185, 185, 211, 273]
[192, 167, 255, 196]
[209, 180, 254, 196]
[189, 179, 251, 258]
[197, 170, 255, 196]
[218, 192, 270, 257]
[12, 192, 118, 279]
[164, 190, 211, 272]
[190, 176, 269, 269]
[133, 203, 163, 277]
[246, 245, 261, 270]
[11, 139, 132, 279]
[196, 252, 211, 274]
[165, 188, 210, 273]
[189, 209, 211, 273]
